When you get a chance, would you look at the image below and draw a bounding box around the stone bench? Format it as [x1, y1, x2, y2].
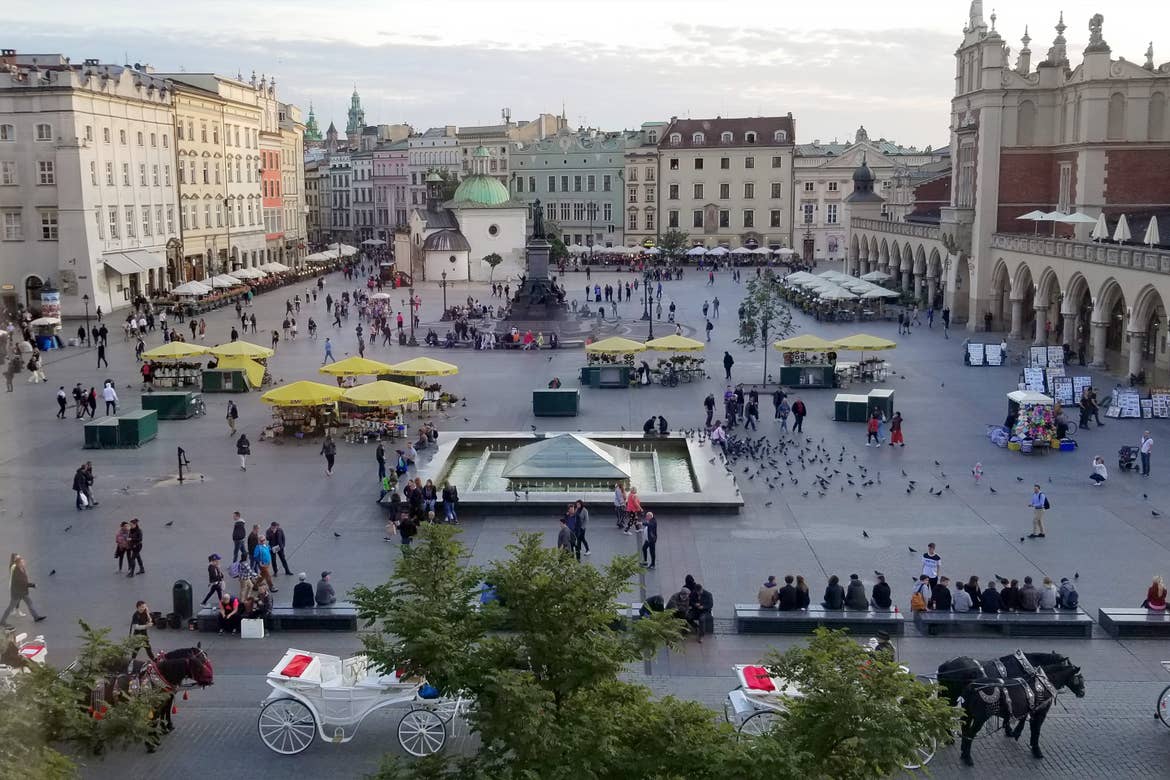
[1098, 607, 1170, 638]
[913, 608, 1094, 638]
[196, 602, 358, 632]
[734, 604, 904, 636]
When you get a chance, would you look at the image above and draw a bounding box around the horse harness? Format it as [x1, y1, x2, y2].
[962, 667, 1057, 721]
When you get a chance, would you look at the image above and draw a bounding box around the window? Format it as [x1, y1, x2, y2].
[200, 122, 207, 142]
[36, 123, 52, 141]
[669, 158, 679, 170]
[102, 127, 110, 143]
[573, 203, 585, 221]
[772, 156, 782, 168]
[802, 203, 814, 224]
[204, 204, 211, 228]
[164, 165, 171, 186]
[720, 157, 730, 170]
[648, 131, 658, 143]
[743, 209, 754, 228]
[0, 124, 13, 141]
[559, 202, 570, 221]
[803, 181, 815, 192]
[189, 161, 195, 183]
[3, 161, 18, 185]
[150, 132, 156, 147]
[668, 210, 679, 228]
[745, 132, 757, 144]
[236, 160, 241, 181]
[95, 207, 103, 239]
[646, 186, 655, 203]
[721, 131, 733, 144]
[3, 210, 22, 240]
[142, 206, 152, 236]
[177, 123, 184, 141]
[106, 162, 114, 185]
[162, 134, 168, 148]
[227, 201, 235, 227]
[668, 183, 679, 200]
[669, 133, 681, 146]
[773, 130, 787, 142]
[692, 132, 705, 144]
[178, 164, 186, 184]
[694, 158, 704, 170]
[515, 177, 524, 193]
[770, 209, 783, 228]
[1058, 162, 1072, 213]
[234, 127, 240, 147]
[120, 163, 129, 186]
[627, 185, 638, 204]
[119, 129, 126, 145]
[826, 204, 838, 224]
[719, 210, 730, 228]
[587, 175, 595, 192]
[155, 205, 164, 235]
[88, 161, 96, 185]
[745, 156, 755, 169]
[212, 125, 219, 144]
[121, 206, 134, 237]
[693, 183, 704, 199]
[574, 175, 582, 192]
[744, 182, 755, 199]
[139, 163, 147, 186]
[214, 164, 221, 185]
[560, 176, 568, 192]
[771, 182, 783, 199]
[38, 160, 55, 185]
[215, 201, 223, 227]
[825, 181, 839, 193]
[166, 206, 175, 235]
[603, 202, 612, 221]
[645, 210, 655, 230]
[548, 175, 556, 192]
[203, 162, 209, 184]
[719, 182, 730, 199]
[136, 131, 144, 146]
[85, 126, 93, 142]
[545, 202, 555, 222]
[528, 176, 535, 192]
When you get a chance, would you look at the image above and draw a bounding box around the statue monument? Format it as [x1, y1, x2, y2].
[506, 199, 568, 320]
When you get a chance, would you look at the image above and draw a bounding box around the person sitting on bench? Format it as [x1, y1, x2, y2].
[316, 571, 337, 606]
[217, 593, 241, 634]
[643, 416, 657, 435]
[292, 573, 315, 608]
[547, 377, 562, 389]
[657, 416, 669, 435]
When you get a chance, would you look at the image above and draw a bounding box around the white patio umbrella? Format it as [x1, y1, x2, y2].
[1017, 209, 1047, 234]
[776, 247, 797, 256]
[1113, 214, 1132, 243]
[644, 246, 662, 255]
[751, 246, 771, 255]
[686, 246, 708, 257]
[233, 267, 266, 280]
[730, 246, 754, 255]
[260, 262, 290, 273]
[1059, 212, 1098, 225]
[708, 246, 730, 256]
[861, 287, 901, 299]
[1039, 211, 1068, 237]
[361, 238, 386, 247]
[326, 243, 358, 257]
[1143, 217, 1161, 247]
[210, 274, 243, 288]
[860, 270, 892, 282]
[818, 286, 858, 301]
[172, 281, 212, 296]
[1090, 213, 1109, 242]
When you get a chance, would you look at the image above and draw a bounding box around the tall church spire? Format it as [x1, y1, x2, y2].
[1045, 12, 1069, 66]
[346, 86, 365, 146]
[304, 101, 322, 141]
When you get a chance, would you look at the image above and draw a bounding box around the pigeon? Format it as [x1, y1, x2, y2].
[333, 532, 342, 538]
[1153, 510, 1162, 517]
[64, 526, 72, 533]
[1074, 572, 1079, 579]
[934, 460, 941, 466]
[164, 520, 174, 527]
[908, 546, 917, 553]
[1016, 476, 1024, 482]
[989, 487, 997, 494]
[862, 530, 869, 538]
[1020, 536, 1026, 542]
[463, 418, 469, 422]
[901, 469, 907, 477]
[874, 570, 884, 578]
[764, 501, 773, 507]
[994, 574, 1008, 585]
[49, 569, 56, 576]
[801, 491, 809, 498]
[1143, 494, 1149, 500]
[855, 492, 863, 499]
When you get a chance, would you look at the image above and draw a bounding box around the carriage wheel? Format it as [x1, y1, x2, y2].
[901, 736, 937, 770]
[1157, 685, 1170, 728]
[398, 708, 447, 756]
[738, 710, 781, 737]
[258, 698, 317, 755]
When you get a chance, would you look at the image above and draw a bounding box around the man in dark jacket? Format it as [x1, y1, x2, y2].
[688, 583, 714, 643]
[844, 574, 869, 610]
[1000, 579, 1020, 611]
[930, 576, 953, 611]
[125, 518, 144, 577]
[822, 576, 845, 610]
[231, 512, 247, 562]
[981, 581, 1002, 613]
[266, 522, 293, 576]
[703, 393, 716, 427]
[73, 466, 90, 511]
[776, 575, 799, 611]
[1017, 576, 1041, 611]
[791, 398, 807, 432]
[723, 351, 734, 380]
[870, 574, 892, 609]
[291, 574, 315, 608]
[315, 572, 336, 606]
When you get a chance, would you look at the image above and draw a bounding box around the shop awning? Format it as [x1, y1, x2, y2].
[104, 254, 145, 275]
[122, 249, 167, 270]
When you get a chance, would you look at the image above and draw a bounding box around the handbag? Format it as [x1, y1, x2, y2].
[240, 618, 265, 639]
[78, 490, 89, 507]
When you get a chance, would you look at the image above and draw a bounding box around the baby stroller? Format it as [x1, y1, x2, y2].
[1118, 445, 1139, 472]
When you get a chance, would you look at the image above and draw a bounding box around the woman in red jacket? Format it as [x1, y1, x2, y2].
[1143, 575, 1167, 611]
[865, 411, 880, 446]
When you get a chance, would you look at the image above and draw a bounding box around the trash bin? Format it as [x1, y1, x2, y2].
[172, 579, 193, 621]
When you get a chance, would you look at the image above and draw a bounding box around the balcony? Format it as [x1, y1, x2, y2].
[990, 233, 1170, 275]
[851, 217, 940, 241]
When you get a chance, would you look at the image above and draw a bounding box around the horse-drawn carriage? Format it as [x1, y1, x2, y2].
[1158, 661, 1170, 729]
[0, 631, 47, 688]
[257, 649, 470, 756]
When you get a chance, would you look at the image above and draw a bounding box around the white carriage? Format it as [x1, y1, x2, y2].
[1158, 661, 1170, 729]
[258, 649, 468, 756]
[724, 663, 936, 770]
[0, 632, 47, 689]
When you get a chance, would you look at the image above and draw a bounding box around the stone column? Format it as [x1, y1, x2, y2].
[926, 276, 937, 310]
[1089, 321, 1108, 368]
[1127, 331, 1146, 378]
[1061, 311, 1077, 346]
[901, 268, 912, 293]
[1009, 298, 1025, 339]
[1033, 305, 1048, 345]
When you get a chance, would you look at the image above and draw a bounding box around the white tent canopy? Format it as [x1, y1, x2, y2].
[326, 243, 359, 257]
[259, 262, 290, 273]
[861, 287, 901, 299]
[730, 246, 754, 255]
[1113, 214, 1132, 243]
[860, 270, 892, 282]
[1143, 216, 1161, 247]
[1059, 211, 1098, 224]
[232, 267, 266, 279]
[707, 246, 730, 256]
[209, 274, 243, 288]
[360, 238, 386, 247]
[172, 281, 212, 296]
[686, 246, 708, 256]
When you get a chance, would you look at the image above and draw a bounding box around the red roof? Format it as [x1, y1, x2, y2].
[659, 116, 795, 150]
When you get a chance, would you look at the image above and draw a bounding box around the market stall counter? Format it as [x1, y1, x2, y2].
[1004, 390, 1060, 454]
[260, 381, 345, 440]
[773, 334, 838, 389]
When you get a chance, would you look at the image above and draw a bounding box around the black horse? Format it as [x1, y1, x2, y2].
[937, 650, 1072, 703]
[92, 646, 214, 751]
[944, 660, 1084, 767]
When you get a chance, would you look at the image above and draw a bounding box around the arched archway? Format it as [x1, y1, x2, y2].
[927, 248, 943, 310]
[913, 245, 927, 302]
[900, 242, 914, 293]
[989, 259, 1011, 332]
[878, 239, 889, 273]
[1034, 266, 1061, 344]
[1091, 278, 1127, 369]
[849, 234, 860, 276]
[1008, 263, 1035, 339]
[24, 275, 44, 313]
[1130, 284, 1166, 380]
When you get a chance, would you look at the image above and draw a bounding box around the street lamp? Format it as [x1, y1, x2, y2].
[587, 202, 597, 259]
[82, 294, 90, 346]
[643, 269, 654, 339]
[407, 285, 417, 346]
[440, 270, 448, 315]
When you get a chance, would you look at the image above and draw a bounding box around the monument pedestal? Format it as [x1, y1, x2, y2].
[508, 238, 569, 321]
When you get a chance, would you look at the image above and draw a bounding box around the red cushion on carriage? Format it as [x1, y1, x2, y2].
[743, 665, 775, 692]
[280, 654, 315, 678]
[19, 643, 45, 657]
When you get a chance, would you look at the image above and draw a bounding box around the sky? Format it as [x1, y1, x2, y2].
[7, 1, 1169, 149]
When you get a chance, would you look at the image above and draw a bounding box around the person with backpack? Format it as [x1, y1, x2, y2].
[1056, 577, 1079, 610]
[236, 433, 250, 471]
[1028, 484, 1049, 538]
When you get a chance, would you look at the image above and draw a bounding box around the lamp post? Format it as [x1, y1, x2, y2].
[440, 271, 448, 315]
[82, 294, 90, 346]
[587, 202, 597, 259]
[407, 285, 417, 346]
[644, 269, 654, 339]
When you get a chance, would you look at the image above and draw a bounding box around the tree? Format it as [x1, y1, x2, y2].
[761, 628, 959, 780]
[482, 253, 503, 282]
[543, 221, 569, 264]
[657, 229, 690, 263]
[735, 270, 795, 385]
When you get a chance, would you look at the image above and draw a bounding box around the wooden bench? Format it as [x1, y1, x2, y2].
[913, 609, 1094, 638]
[734, 604, 904, 636]
[196, 602, 358, 632]
[1098, 607, 1170, 638]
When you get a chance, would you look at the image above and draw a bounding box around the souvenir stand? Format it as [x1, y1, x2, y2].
[383, 357, 460, 412]
[339, 381, 424, 442]
[141, 342, 209, 389]
[580, 337, 645, 388]
[773, 334, 837, 388]
[643, 335, 706, 384]
[204, 341, 274, 392]
[260, 381, 344, 440]
[1005, 390, 1058, 453]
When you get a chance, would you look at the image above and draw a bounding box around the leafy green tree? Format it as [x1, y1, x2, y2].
[657, 229, 690, 263]
[481, 253, 503, 282]
[541, 220, 569, 263]
[735, 270, 795, 384]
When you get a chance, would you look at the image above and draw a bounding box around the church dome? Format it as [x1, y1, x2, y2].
[451, 174, 511, 207]
[423, 229, 471, 252]
[852, 157, 875, 184]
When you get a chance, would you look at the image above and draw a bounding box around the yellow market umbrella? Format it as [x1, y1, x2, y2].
[342, 380, 425, 408]
[832, 333, 898, 351]
[261, 380, 344, 406]
[644, 334, 705, 352]
[773, 334, 838, 351]
[319, 356, 395, 377]
[210, 340, 275, 359]
[141, 341, 209, 360]
[386, 356, 460, 376]
[214, 355, 265, 388]
[585, 336, 647, 354]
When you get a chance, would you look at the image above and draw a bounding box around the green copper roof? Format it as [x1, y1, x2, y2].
[451, 174, 511, 207]
[472, 145, 490, 158]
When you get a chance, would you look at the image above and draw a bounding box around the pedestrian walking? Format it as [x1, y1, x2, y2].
[574, 499, 590, 556]
[321, 435, 337, 476]
[744, 398, 759, 431]
[640, 512, 658, 569]
[96, 342, 108, 368]
[200, 554, 225, 606]
[73, 464, 91, 510]
[777, 399, 790, 432]
[125, 518, 145, 576]
[1028, 485, 1048, 538]
[442, 482, 459, 523]
[1140, 431, 1153, 477]
[613, 483, 627, 528]
[26, 352, 45, 383]
[86, 387, 97, 418]
[713, 297, 720, 318]
[920, 543, 941, 588]
[251, 538, 278, 592]
[129, 600, 153, 660]
[0, 554, 46, 628]
[889, 411, 905, 446]
[322, 337, 336, 364]
[267, 522, 293, 576]
[705, 319, 713, 342]
[703, 393, 716, 428]
[866, 412, 880, 446]
[226, 400, 239, 434]
[56, 386, 68, 419]
[81, 461, 97, 507]
[247, 524, 261, 560]
[556, 517, 574, 554]
[231, 512, 247, 562]
[941, 307, 951, 339]
[114, 521, 130, 572]
[102, 381, 118, 415]
[723, 351, 734, 380]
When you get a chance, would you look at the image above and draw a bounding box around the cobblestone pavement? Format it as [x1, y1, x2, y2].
[3, 263, 1170, 778]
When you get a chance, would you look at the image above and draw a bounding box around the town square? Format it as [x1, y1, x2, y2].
[2, 2, 1170, 778]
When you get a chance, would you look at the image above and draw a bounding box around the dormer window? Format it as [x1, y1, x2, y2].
[648, 131, 658, 143]
[774, 130, 787, 142]
[721, 132, 733, 143]
[692, 132, 705, 144]
[669, 133, 681, 146]
[745, 132, 757, 144]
